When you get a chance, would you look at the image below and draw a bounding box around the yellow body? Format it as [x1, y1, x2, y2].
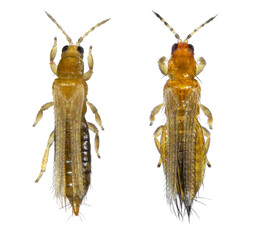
[34, 13, 108, 216]
[53, 79, 88, 216]
[54, 46, 91, 216]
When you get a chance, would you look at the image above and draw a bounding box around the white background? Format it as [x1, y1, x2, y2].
[1, 0, 254, 239]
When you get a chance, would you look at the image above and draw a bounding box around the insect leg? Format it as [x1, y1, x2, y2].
[158, 57, 168, 76]
[200, 104, 213, 129]
[202, 126, 211, 167]
[87, 101, 104, 130]
[153, 125, 164, 167]
[196, 57, 206, 75]
[150, 103, 164, 126]
[33, 102, 54, 127]
[84, 46, 94, 81]
[88, 122, 100, 158]
[50, 37, 57, 75]
[35, 130, 54, 182]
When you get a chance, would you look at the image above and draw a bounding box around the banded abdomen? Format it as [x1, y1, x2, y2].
[53, 78, 89, 215]
[63, 117, 91, 215]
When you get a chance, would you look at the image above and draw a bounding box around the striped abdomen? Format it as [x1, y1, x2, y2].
[53, 78, 89, 216]
[64, 118, 91, 215]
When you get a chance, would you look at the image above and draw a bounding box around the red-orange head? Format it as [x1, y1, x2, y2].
[153, 11, 217, 80]
[168, 42, 196, 80]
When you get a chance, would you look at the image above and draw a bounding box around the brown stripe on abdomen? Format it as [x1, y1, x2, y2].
[65, 118, 73, 197]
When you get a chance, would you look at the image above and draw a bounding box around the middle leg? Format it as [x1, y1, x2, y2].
[150, 103, 164, 126]
[33, 102, 54, 127]
[87, 101, 104, 130]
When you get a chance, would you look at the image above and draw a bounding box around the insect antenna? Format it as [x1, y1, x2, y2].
[184, 15, 217, 43]
[76, 18, 111, 45]
[152, 11, 181, 42]
[45, 11, 73, 45]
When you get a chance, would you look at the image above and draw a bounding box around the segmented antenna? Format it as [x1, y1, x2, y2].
[76, 18, 111, 45]
[184, 15, 217, 43]
[153, 11, 181, 43]
[45, 12, 73, 44]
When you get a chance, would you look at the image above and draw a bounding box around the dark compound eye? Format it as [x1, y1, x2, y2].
[62, 45, 68, 52]
[77, 46, 84, 54]
[171, 43, 178, 53]
[188, 44, 194, 54]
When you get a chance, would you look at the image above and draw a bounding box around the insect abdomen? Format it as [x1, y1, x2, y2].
[53, 78, 88, 215]
[64, 118, 91, 215]
[177, 115, 205, 205]
[163, 80, 206, 216]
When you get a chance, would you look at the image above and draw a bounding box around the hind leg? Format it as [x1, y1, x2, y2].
[88, 122, 100, 158]
[153, 124, 168, 168]
[153, 125, 164, 167]
[200, 104, 213, 129]
[35, 130, 54, 182]
[202, 126, 211, 167]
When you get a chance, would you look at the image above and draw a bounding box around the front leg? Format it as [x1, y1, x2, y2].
[196, 57, 206, 76]
[87, 100, 104, 130]
[84, 46, 94, 81]
[158, 56, 168, 76]
[50, 37, 57, 75]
